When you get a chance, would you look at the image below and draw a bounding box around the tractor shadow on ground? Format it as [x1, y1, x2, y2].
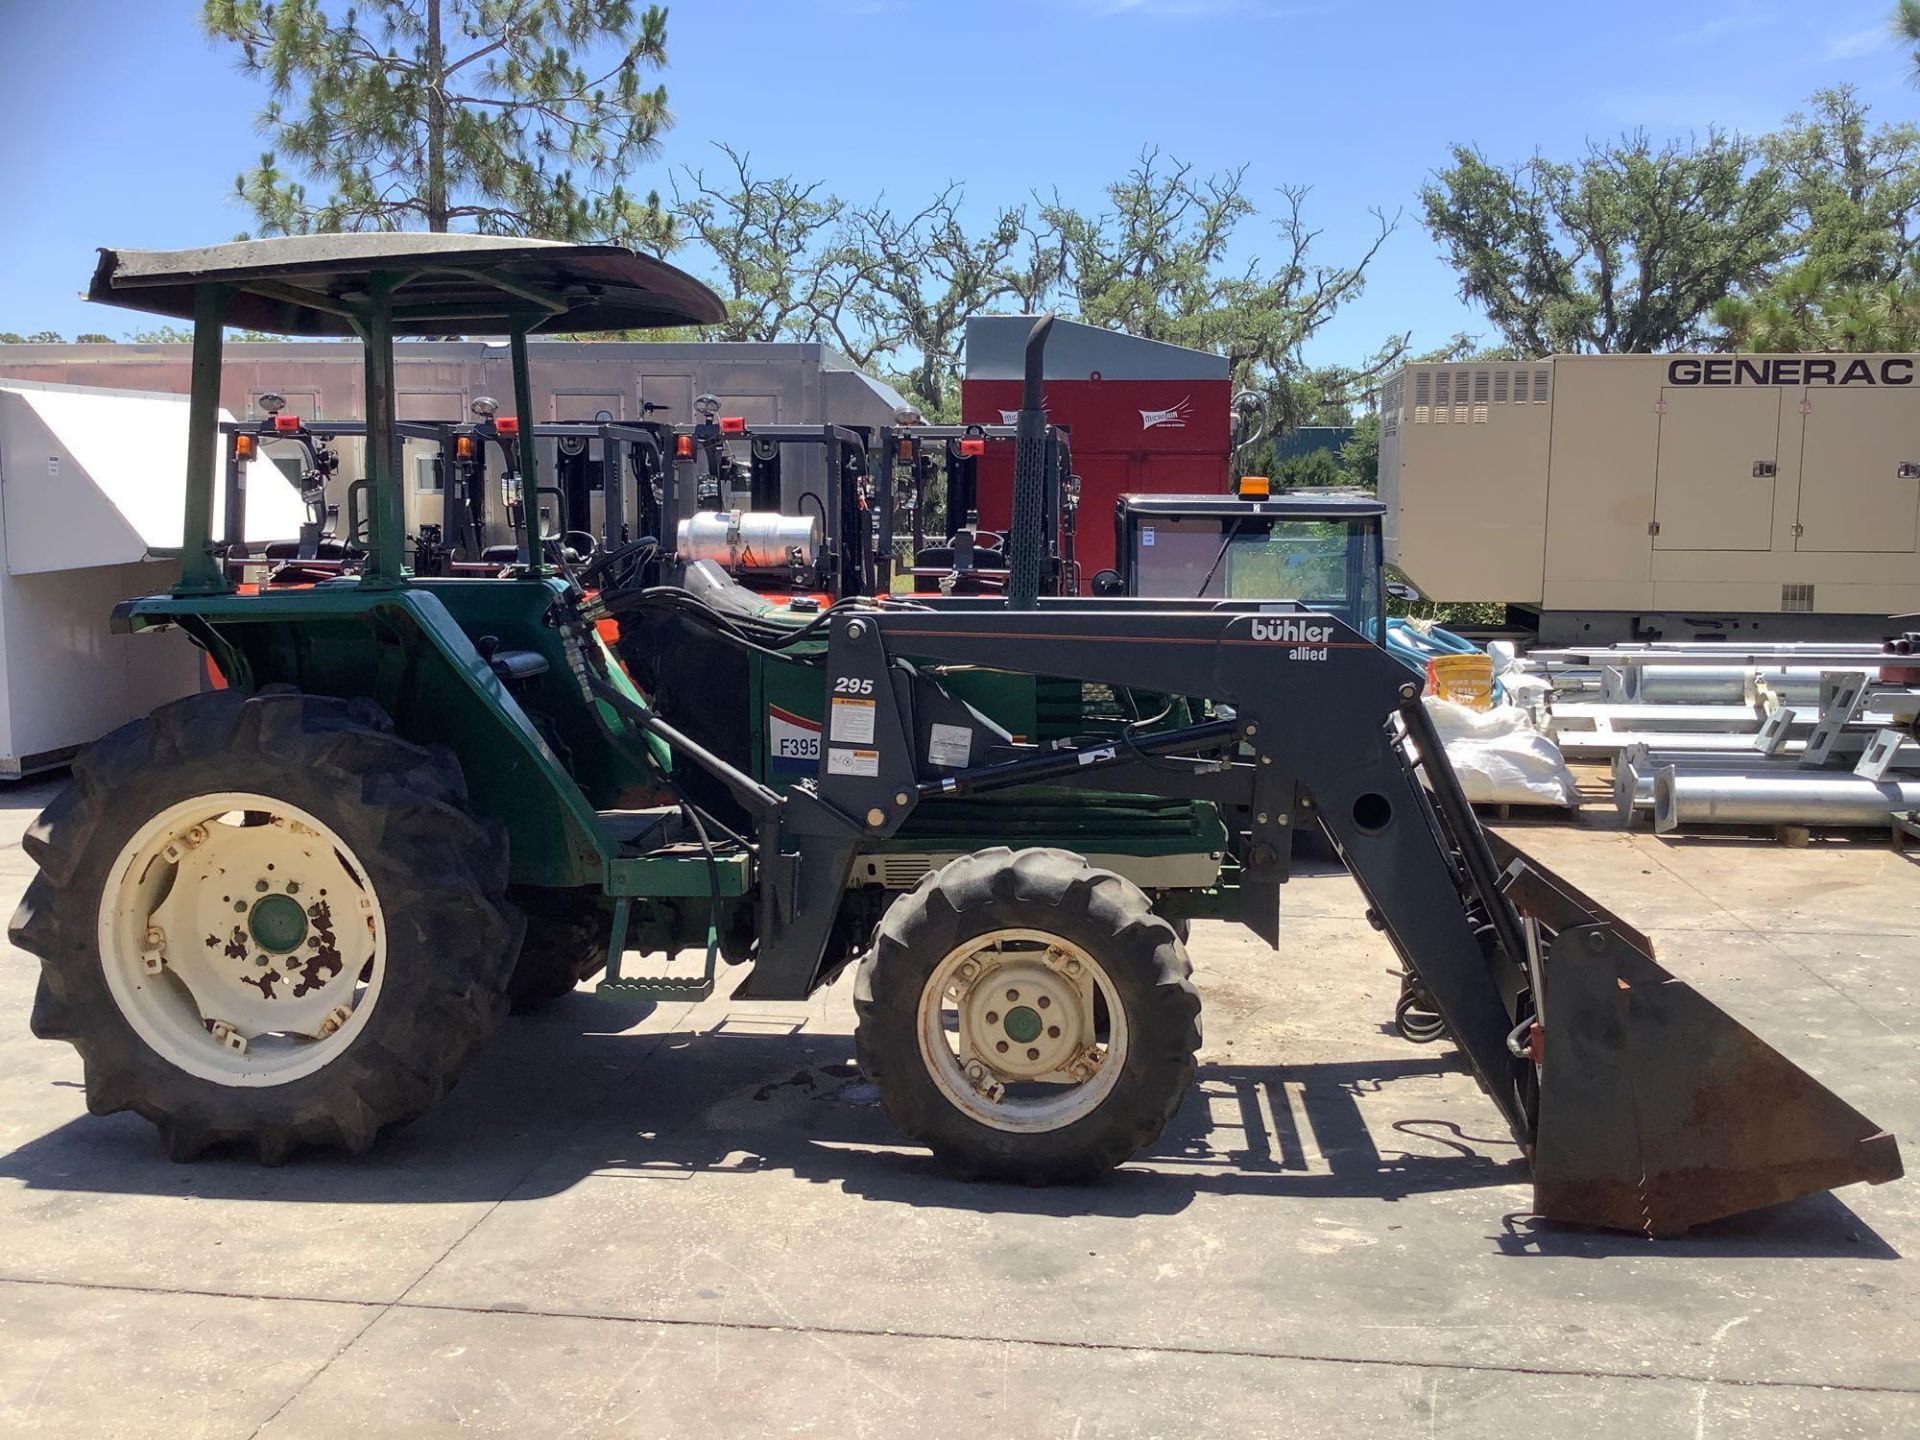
[1490, 1192, 1899, 1260]
[561, 1034, 1535, 1221]
[0, 774, 68, 813]
[0, 996, 1894, 1258]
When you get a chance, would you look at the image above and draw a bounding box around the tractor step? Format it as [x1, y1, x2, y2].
[595, 974, 715, 1001]
[597, 898, 718, 1002]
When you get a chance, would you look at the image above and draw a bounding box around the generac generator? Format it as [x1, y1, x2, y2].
[1377, 353, 1920, 643]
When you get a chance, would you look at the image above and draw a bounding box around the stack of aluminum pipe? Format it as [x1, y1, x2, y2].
[1549, 639, 1920, 832]
[1515, 642, 1891, 763]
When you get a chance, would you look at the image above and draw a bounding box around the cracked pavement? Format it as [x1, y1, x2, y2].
[0, 776, 1913, 1437]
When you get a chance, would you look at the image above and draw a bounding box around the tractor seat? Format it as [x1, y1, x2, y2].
[472, 634, 550, 683]
[912, 545, 1008, 572]
[486, 649, 549, 682]
[913, 569, 1008, 596]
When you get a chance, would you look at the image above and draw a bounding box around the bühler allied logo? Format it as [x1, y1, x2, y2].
[1251, 616, 1334, 660]
[1139, 396, 1193, 429]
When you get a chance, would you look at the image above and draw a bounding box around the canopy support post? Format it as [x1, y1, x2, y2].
[176, 284, 231, 596]
[358, 274, 408, 589]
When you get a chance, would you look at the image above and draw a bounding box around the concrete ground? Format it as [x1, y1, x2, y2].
[0, 776, 1913, 1439]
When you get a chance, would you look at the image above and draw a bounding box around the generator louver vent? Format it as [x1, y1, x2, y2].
[1533, 369, 1551, 402]
[1413, 370, 1431, 423]
[1493, 370, 1509, 404]
[1782, 583, 1814, 613]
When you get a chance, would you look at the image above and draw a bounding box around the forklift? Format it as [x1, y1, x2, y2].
[10, 236, 1900, 1233]
[635, 409, 1085, 603]
[670, 404, 883, 599]
[884, 422, 1080, 596]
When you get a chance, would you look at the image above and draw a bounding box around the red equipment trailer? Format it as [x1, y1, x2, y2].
[960, 315, 1230, 585]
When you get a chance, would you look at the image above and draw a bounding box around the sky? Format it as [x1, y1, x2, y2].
[0, 0, 1915, 367]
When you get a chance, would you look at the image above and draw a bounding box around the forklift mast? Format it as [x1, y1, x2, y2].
[877, 423, 1080, 596]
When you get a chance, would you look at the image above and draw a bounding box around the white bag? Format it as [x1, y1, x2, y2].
[1424, 696, 1580, 808]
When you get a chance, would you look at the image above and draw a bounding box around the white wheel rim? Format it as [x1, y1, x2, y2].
[916, 928, 1129, 1133]
[97, 792, 387, 1087]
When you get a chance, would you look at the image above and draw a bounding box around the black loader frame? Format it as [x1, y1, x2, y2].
[722, 595, 1900, 1234]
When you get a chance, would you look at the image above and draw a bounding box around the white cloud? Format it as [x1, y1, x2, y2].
[1825, 26, 1885, 60]
[1669, 3, 1774, 46]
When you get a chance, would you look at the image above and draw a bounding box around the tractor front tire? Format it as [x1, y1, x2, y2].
[854, 847, 1200, 1184]
[9, 688, 523, 1162]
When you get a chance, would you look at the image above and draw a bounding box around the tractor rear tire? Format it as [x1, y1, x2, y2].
[854, 847, 1200, 1184]
[8, 688, 523, 1162]
[505, 887, 609, 1012]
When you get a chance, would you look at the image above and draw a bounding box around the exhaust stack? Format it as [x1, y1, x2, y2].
[1004, 313, 1054, 610]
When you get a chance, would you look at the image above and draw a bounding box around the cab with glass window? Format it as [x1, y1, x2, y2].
[1100, 483, 1387, 641]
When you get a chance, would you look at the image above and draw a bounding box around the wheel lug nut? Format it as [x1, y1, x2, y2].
[995, 1041, 1009, 1053]
[1037, 996, 1050, 1009]
[1048, 1026, 1061, 1038]
[986, 1011, 999, 1024]
[1005, 988, 1019, 1001]
[1027, 1048, 1040, 1061]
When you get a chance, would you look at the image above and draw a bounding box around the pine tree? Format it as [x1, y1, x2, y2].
[203, 0, 675, 249]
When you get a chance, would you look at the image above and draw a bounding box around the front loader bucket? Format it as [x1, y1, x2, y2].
[1490, 836, 1903, 1235]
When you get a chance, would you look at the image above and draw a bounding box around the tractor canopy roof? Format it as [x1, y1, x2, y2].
[88, 234, 727, 338]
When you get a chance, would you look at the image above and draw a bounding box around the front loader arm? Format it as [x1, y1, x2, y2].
[811, 603, 1536, 1148]
[754, 600, 1899, 1235]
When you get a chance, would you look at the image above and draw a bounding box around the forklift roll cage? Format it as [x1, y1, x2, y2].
[87, 235, 1903, 1235]
[209, 348, 1081, 605]
[218, 413, 680, 574]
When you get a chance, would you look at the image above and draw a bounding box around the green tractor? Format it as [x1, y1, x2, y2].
[11, 235, 1900, 1234]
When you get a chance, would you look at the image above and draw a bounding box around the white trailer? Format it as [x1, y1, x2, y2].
[1377, 353, 1920, 643]
[0, 379, 302, 775]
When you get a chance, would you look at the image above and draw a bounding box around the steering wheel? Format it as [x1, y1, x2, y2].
[562, 529, 601, 564]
